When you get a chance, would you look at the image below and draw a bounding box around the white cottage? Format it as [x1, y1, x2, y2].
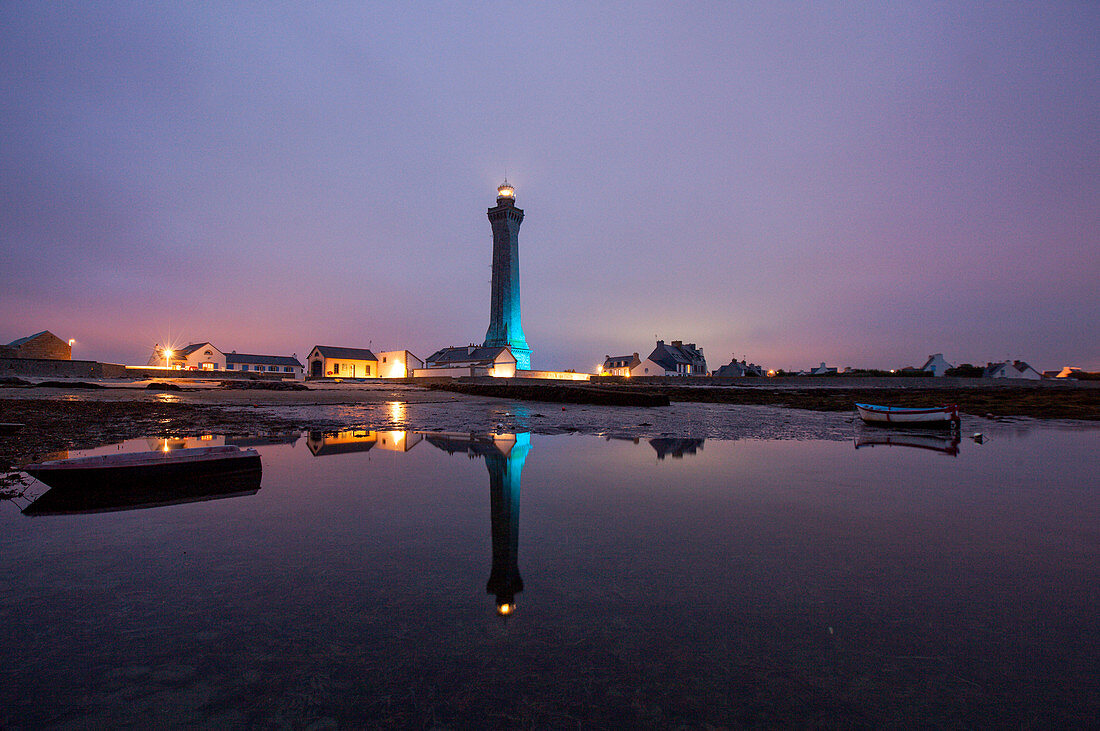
[983, 360, 1042, 380]
[921, 353, 954, 377]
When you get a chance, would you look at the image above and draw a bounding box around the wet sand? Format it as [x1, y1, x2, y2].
[2, 379, 1097, 481]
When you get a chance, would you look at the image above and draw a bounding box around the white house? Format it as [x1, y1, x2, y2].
[921, 353, 954, 377]
[153, 342, 225, 371]
[601, 353, 640, 376]
[307, 346, 378, 379]
[416, 345, 517, 378]
[376, 350, 425, 379]
[984, 360, 1042, 380]
[642, 340, 708, 376]
[804, 361, 838, 376]
[225, 352, 304, 379]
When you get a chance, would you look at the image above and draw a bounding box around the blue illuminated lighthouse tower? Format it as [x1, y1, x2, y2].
[483, 181, 531, 370]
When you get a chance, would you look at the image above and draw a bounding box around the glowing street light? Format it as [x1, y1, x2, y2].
[164, 348, 173, 369]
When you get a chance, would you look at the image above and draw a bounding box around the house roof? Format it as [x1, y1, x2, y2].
[647, 341, 706, 372]
[6, 330, 54, 347]
[175, 342, 218, 357]
[425, 345, 512, 366]
[226, 353, 303, 367]
[714, 360, 763, 377]
[311, 346, 377, 361]
[603, 353, 640, 369]
[984, 360, 1037, 377]
[921, 353, 952, 370]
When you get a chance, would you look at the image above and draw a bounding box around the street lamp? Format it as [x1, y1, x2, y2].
[164, 348, 173, 369]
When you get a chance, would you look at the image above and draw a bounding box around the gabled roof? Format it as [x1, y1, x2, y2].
[984, 360, 1038, 377]
[176, 342, 219, 357]
[310, 346, 377, 361]
[603, 353, 640, 369]
[425, 345, 512, 366]
[226, 353, 303, 367]
[6, 330, 54, 347]
[921, 353, 952, 370]
[647, 341, 706, 372]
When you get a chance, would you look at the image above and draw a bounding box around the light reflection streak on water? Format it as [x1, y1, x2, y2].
[154, 393, 180, 404]
[387, 400, 406, 426]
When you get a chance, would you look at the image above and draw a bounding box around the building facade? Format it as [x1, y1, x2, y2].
[645, 340, 708, 376]
[602, 353, 641, 376]
[375, 350, 425, 379]
[921, 353, 954, 377]
[418, 345, 517, 378]
[4, 331, 71, 360]
[156, 343, 225, 370]
[984, 360, 1042, 380]
[225, 353, 304, 379]
[307, 346, 378, 379]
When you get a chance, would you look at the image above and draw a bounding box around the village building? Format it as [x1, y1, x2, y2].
[149, 342, 225, 370]
[921, 353, 954, 377]
[983, 360, 1042, 380]
[417, 345, 518, 378]
[601, 353, 640, 376]
[645, 340, 708, 376]
[375, 350, 425, 379]
[3, 331, 71, 360]
[307, 346, 378, 379]
[713, 358, 766, 377]
[225, 352, 304, 379]
[802, 361, 839, 376]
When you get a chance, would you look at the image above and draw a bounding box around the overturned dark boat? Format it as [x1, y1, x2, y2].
[24, 445, 261, 492]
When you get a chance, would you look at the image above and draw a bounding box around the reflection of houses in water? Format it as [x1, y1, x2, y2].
[147, 434, 300, 452]
[425, 432, 530, 616]
[306, 430, 423, 457]
[649, 438, 705, 460]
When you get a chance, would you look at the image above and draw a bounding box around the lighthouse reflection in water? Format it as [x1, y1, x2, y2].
[308, 429, 529, 616]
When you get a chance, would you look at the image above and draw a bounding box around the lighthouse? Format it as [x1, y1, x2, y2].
[483, 181, 531, 370]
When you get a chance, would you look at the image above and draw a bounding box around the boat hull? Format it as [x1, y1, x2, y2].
[24, 446, 261, 491]
[855, 403, 959, 427]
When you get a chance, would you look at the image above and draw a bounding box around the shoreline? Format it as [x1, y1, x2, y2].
[2, 379, 1098, 481]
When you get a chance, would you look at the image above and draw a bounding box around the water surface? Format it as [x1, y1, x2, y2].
[2, 426, 1097, 727]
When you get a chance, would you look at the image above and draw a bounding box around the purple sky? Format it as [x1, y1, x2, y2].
[2, 3, 1098, 371]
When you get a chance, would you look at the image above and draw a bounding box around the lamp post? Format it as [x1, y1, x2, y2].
[164, 348, 173, 370]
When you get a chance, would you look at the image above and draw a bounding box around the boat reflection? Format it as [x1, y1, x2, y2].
[22, 467, 262, 516]
[854, 430, 961, 456]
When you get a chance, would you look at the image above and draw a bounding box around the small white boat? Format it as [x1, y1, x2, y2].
[24, 445, 261, 490]
[855, 403, 960, 426]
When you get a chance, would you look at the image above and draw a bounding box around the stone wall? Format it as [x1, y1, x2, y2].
[0, 358, 126, 378]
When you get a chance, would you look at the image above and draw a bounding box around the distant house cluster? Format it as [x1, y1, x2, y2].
[600, 340, 709, 377]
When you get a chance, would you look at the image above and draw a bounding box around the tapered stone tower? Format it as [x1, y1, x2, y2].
[483, 181, 531, 370]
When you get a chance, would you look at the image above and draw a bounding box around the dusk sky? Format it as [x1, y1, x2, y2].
[2, 2, 1098, 372]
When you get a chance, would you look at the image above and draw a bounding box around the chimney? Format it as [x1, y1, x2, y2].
[671, 340, 682, 347]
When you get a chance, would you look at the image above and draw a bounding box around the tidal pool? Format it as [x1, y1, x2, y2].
[2, 425, 1097, 727]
